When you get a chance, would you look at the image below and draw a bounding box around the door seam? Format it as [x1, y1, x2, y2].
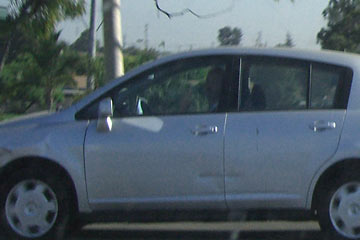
[223, 113, 229, 210]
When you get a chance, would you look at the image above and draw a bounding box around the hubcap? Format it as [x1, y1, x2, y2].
[330, 182, 360, 239]
[5, 180, 58, 238]
[349, 204, 360, 216]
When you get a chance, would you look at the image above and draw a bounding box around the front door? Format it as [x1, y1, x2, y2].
[84, 56, 234, 210]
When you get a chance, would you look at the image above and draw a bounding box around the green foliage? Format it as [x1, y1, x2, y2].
[0, 32, 83, 112]
[141, 67, 210, 115]
[276, 32, 295, 48]
[1, 0, 85, 71]
[0, 53, 43, 113]
[124, 47, 160, 72]
[0, 113, 18, 121]
[88, 56, 106, 88]
[70, 29, 101, 53]
[317, 0, 360, 52]
[0, 0, 86, 113]
[217, 26, 243, 46]
[70, 29, 90, 53]
[81, 47, 161, 91]
[249, 62, 307, 110]
[254, 32, 266, 48]
[7, 0, 85, 36]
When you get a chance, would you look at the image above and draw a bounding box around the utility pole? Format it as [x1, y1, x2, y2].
[103, 0, 124, 82]
[87, 0, 96, 90]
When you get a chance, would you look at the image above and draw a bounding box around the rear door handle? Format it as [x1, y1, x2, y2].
[191, 125, 218, 136]
[309, 121, 336, 132]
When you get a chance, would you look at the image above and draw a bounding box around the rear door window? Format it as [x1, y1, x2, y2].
[240, 57, 308, 111]
[239, 57, 353, 112]
[311, 63, 353, 109]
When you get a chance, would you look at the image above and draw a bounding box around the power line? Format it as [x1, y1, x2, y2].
[154, 0, 237, 19]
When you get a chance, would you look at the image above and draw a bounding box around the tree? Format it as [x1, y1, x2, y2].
[123, 47, 160, 71]
[71, 29, 91, 53]
[0, 53, 43, 113]
[217, 26, 243, 46]
[85, 47, 161, 91]
[317, 0, 360, 52]
[255, 31, 267, 48]
[284, 33, 295, 47]
[0, 32, 83, 112]
[276, 32, 295, 48]
[71, 29, 100, 53]
[0, 0, 85, 71]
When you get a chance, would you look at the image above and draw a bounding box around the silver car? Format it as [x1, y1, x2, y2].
[0, 48, 359, 239]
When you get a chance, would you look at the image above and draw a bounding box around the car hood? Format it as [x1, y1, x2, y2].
[0, 111, 55, 129]
[0, 107, 76, 130]
[0, 108, 80, 153]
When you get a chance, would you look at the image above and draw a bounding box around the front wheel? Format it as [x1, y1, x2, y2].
[318, 175, 360, 240]
[1, 169, 71, 240]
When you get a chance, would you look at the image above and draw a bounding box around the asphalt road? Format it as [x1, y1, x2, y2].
[67, 221, 327, 240]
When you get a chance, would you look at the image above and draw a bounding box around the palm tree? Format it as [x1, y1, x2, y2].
[0, 0, 85, 71]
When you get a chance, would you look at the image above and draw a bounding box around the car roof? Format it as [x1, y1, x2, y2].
[157, 47, 360, 68]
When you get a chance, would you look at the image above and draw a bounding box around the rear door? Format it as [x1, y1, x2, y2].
[225, 56, 352, 209]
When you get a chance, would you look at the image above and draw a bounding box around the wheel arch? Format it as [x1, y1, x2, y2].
[311, 158, 360, 213]
[0, 156, 79, 214]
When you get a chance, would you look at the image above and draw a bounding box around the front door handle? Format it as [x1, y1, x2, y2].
[309, 121, 336, 132]
[192, 125, 218, 136]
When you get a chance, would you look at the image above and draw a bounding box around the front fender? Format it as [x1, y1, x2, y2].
[0, 120, 91, 213]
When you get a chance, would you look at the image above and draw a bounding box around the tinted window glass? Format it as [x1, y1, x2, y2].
[140, 67, 211, 115]
[76, 56, 234, 120]
[311, 64, 352, 109]
[242, 58, 308, 111]
[113, 57, 232, 117]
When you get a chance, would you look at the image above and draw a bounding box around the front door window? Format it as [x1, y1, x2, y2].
[112, 56, 233, 117]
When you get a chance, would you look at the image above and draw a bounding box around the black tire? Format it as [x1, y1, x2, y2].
[318, 174, 360, 240]
[0, 168, 71, 240]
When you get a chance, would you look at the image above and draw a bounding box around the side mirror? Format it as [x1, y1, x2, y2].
[97, 98, 113, 132]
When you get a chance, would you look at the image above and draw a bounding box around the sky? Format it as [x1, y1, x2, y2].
[1, 0, 330, 52]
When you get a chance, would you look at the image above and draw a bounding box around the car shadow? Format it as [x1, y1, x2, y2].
[69, 229, 326, 240]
